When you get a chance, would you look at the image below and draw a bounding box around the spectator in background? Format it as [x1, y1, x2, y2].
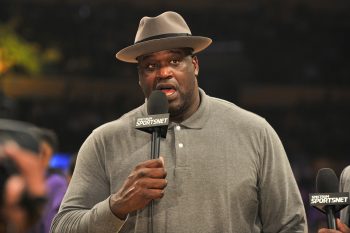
[30, 128, 68, 233]
[1, 144, 47, 233]
[0, 119, 47, 233]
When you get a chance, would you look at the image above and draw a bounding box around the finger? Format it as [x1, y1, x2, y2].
[141, 188, 165, 200]
[131, 167, 167, 179]
[122, 184, 166, 202]
[337, 219, 350, 232]
[136, 178, 167, 189]
[159, 156, 165, 166]
[119, 159, 166, 198]
[135, 158, 165, 169]
[318, 229, 337, 233]
[122, 168, 166, 196]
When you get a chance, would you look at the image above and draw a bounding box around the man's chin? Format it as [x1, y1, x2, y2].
[168, 104, 185, 120]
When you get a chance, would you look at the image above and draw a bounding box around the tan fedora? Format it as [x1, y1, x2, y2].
[116, 11, 212, 63]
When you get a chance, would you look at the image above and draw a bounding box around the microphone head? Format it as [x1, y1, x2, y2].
[316, 168, 339, 193]
[147, 90, 169, 115]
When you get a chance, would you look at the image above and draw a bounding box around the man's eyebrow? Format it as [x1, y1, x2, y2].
[168, 49, 185, 54]
[138, 54, 151, 61]
[137, 49, 187, 62]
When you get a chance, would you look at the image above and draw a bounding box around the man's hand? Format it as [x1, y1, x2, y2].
[2, 142, 46, 197]
[318, 219, 350, 233]
[109, 156, 167, 220]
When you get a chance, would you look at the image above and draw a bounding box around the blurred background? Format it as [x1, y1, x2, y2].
[1, 0, 350, 231]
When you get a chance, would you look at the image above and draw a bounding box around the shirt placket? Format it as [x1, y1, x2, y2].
[173, 123, 188, 168]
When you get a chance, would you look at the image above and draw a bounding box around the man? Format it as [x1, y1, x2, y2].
[30, 128, 67, 233]
[51, 11, 307, 232]
[0, 120, 47, 233]
[318, 166, 350, 233]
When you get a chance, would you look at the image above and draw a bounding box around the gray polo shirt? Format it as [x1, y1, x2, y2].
[340, 165, 350, 226]
[51, 89, 307, 233]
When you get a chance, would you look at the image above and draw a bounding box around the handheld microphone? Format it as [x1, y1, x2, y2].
[309, 168, 350, 229]
[135, 91, 169, 233]
[135, 90, 169, 159]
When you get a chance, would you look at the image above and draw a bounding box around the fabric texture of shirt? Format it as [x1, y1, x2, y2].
[340, 165, 350, 226]
[50, 89, 307, 233]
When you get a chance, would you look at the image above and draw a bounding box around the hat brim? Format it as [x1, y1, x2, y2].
[116, 36, 212, 63]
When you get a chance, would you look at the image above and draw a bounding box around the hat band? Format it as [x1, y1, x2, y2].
[135, 33, 191, 44]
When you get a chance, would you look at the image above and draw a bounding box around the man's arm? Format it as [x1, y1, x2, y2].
[50, 133, 125, 233]
[50, 131, 167, 233]
[258, 122, 307, 233]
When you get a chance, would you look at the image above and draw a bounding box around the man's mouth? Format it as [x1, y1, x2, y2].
[159, 88, 176, 96]
[156, 84, 176, 96]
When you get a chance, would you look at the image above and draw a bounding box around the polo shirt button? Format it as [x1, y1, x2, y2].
[178, 143, 184, 148]
[175, 125, 181, 131]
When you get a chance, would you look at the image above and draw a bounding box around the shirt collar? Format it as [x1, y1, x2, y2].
[179, 88, 210, 129]
[140, 88, 210, 129]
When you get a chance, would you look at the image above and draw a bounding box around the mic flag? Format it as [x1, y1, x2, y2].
[310, 193, 350, 213]
[135, 90, 169, 138]
[309, 168, 350, 213]
[309, 168, 350, 229]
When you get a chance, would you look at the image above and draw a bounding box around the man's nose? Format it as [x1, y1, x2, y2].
[157, 65, 172, 78]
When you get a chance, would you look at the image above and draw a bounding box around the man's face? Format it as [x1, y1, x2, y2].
[137, 48, 200, 121]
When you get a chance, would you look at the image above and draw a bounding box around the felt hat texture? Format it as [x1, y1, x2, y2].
[116, 11, 212, 63]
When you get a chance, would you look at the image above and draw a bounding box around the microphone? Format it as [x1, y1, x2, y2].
[309, 168, 350, 229]
[134, 91, 169, 233]
[135, 90, 169, 159]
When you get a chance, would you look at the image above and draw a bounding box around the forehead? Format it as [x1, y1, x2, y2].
[137, 48, 188, 62]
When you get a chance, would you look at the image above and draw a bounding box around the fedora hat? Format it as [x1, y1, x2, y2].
[116, 11, 212, 63]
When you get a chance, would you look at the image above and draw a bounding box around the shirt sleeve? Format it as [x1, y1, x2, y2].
[340, 166, 350, 226]
[258, 121, 307, 233]
[50, 131, 125, 233]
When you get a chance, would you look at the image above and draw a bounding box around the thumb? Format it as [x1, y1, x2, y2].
[337, 219, 350, 233]
[159, 156, 165, 166]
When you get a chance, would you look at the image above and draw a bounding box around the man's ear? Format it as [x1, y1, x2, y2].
[193, 56, 199, 77]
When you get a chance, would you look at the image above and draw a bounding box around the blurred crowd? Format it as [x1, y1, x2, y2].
[0, 117, 76, 233]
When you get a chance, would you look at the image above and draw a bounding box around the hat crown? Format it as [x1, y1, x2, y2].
[116, 11, 212, 63]
[135, 11, 192, 44]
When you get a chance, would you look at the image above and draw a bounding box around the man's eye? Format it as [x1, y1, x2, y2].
[145, 64, 156, 70]
[170, 59, 180, 65]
